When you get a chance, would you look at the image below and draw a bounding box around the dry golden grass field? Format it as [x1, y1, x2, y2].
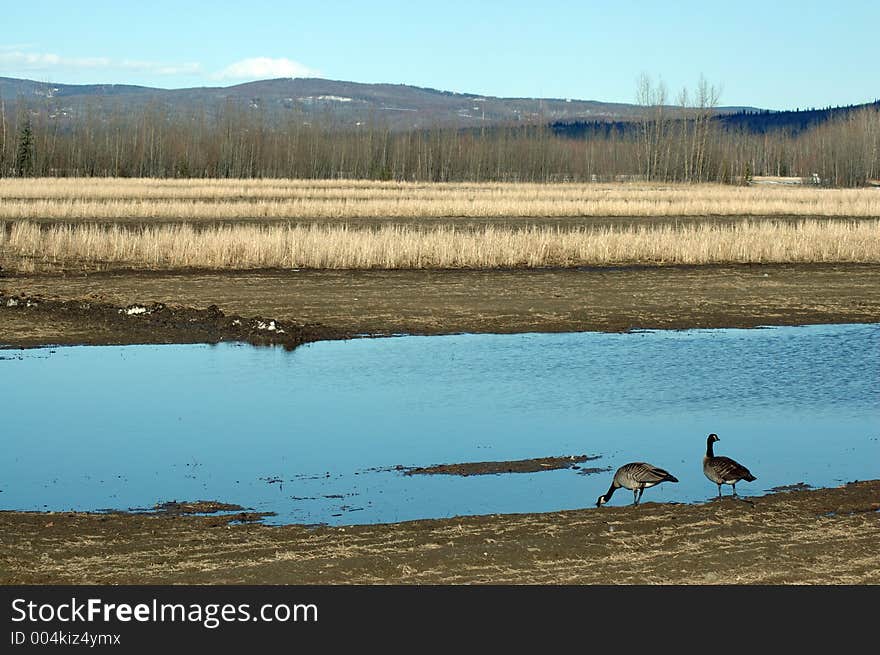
[1, 178, 879, 272]
[3, 219, 880, 271]
[1, 178, 879, 219]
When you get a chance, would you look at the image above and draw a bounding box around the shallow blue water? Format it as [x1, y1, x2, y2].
[1, 324, 878, 525]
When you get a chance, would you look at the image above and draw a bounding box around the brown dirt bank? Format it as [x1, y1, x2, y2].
[0, 291, 346, 349]
[2, 263, 879, 347]
[2, 481, 878, 584]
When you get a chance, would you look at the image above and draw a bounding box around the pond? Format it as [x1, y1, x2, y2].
[1, 324, 878, 525]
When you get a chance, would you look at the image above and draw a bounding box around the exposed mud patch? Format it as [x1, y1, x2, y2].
[769, 482, 813, 492]
[404, 454, 600, 476]
[152, 500, 246, 515]
[357, 465, 410, 475]
[0, 291, 348, 349]
[84, 500, 274, 525]
[576, 466, 615, 475]
[146, 500, 272, 524]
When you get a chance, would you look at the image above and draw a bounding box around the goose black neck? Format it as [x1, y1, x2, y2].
[706, 437, 715, 458]
[604, 484, 617, 501]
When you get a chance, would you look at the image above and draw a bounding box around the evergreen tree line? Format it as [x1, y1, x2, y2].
[0, 96, 877, 186]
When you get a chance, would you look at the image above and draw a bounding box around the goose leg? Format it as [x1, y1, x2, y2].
[717, 483, 722, 498]
[637, 488, 644, 504]
[732, 483, 738, 496]
[633, 489, 639, 505]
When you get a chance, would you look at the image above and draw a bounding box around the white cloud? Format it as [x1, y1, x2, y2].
[212, 57, 319, 81]
[0, 48, 201, 76]
[0, 48, 316, 84]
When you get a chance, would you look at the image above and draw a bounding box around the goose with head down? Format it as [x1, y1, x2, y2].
[596, 462, 679, 507]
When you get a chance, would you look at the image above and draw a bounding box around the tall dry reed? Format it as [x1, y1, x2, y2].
[1, 178, 879, 219]
[2, 220, 878, 271]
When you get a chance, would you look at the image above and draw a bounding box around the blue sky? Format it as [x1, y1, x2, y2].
[1, 0, 877, 110]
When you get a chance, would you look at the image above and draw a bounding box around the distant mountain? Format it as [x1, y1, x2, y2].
[0, 75, 756, 130]
[0, 77, 157, 100]
[9, 74, 862, 136]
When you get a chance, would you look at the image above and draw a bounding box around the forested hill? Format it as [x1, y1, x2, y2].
[0, 75, 647, 130]
[0, 75, 761, 131]
[552, 100, 880, 138]
[716, 101, 880, 133]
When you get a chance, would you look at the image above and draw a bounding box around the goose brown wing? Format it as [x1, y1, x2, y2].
[620, 462, 678, 484]
[708, 456, 754, 482]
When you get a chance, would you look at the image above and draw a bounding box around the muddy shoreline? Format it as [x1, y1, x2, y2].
[3, 480, 878, 584]
[0, 290, 348, 349]
[2, 263, 879, 349]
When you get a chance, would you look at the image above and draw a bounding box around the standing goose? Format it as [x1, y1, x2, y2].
[703, 433, 756, 497]
[596, 462, 678, 507]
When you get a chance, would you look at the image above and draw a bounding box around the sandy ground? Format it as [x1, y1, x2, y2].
[2, 481, 878, 584]
[1, 263, 878, 584]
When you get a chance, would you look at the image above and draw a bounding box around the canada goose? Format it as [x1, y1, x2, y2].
[596, 462, 678, 507]
[703, 433, 756, 497]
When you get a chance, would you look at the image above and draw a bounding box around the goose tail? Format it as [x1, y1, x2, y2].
[651, 466, 678, 483]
